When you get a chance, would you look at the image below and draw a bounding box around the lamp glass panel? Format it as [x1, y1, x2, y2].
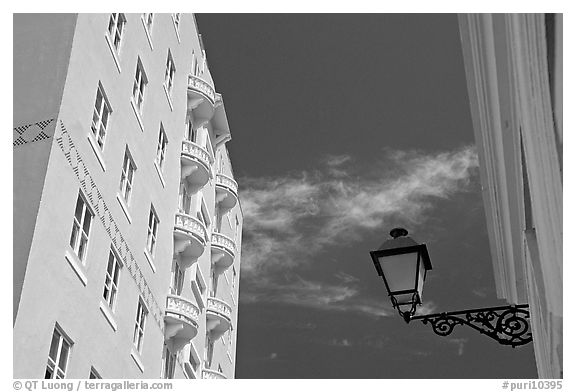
[416, 255, 426, 299]
[378, 252, 419, 293]
[397, 302, 415, 314]
[394, 292, 416, 305]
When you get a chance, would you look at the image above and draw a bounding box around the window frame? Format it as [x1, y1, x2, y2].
[91, 83, 112, 151]
[133, 299, 148, 353]
[164, 50, 176, 95]
[155, 124, 168, 171]
[119, 149, 136, 206]
[173, 13, 181, 30]
[45, 326, 72, 379]
[142, 13, 153, 34]
[132, 58, 148, 114]
[107, 13, 126, 54]
[146, 206, 159, 257]
[89, 367, 102, 379]
[102, 247, 122, 312]
[69, 192, 93, 263]
[170, 260, 185, 296]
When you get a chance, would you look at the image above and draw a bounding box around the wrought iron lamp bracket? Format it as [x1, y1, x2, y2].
[409, 304, 532, 347]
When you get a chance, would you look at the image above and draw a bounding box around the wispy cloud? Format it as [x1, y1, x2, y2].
[241, 145, 478, 273]
[238, 146, 479, 314]
[241, 274, 392, 318]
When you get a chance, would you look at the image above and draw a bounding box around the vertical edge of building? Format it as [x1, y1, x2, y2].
[458, 13, 562, 378]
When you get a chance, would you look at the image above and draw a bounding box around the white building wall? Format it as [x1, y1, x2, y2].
[14, 13, 242, 379]
[458, 13, 562, 378]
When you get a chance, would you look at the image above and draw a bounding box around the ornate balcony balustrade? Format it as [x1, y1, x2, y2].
[188, 75, 216, 104]
[164, 294, 200, 350]
[211, 232, 236, 273]
[206, 297, 232, 340]
[215, 173, 238, 210]
[174, 212, 208, 266]
[180, 141, 212, 188]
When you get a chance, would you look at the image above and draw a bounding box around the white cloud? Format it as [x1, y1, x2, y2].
[238, 146, 479, 314]
[240, 145, 478, 274]
[240, 274, 392, 318]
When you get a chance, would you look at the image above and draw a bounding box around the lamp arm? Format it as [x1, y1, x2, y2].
[409, 304, 532, 347]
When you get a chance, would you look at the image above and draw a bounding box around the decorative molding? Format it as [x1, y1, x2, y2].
[13, 119, 56, 147]
[54, 120, 164, 333]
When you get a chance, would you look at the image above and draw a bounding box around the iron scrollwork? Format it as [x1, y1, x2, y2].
[411, 305, 532, 347]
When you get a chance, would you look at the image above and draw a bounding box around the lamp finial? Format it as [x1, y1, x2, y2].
[390, 227, 408, 239]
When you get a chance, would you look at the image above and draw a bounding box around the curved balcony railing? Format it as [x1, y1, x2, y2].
[164, 294, 200, 349]
[180, 141, 212, 188]
[187, 75, 216, 105]
[215, 173, 239, 210]
[202, 369, 227, 379]
[206, 297, 232, 339]
[211, 232, 236, 273]
[174, 213, 208, 265]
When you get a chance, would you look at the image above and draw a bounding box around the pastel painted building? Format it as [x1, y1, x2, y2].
[459, 14, 562, 378]
[13, 13, 243, 379]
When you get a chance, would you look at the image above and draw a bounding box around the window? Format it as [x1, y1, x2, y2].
[146, 207, 159, 257]
[133, 299, 147, 353]
[189, 347, 200, 373]
[173, 13, 181, 30]
[91, 84, 112, 150]
[191, 51, 197, 76]
[195, 270, 205, 296]
[89, 368, 101, 379]
[132, 58, 148, 114]
[191, 264, 207, 309]
[170, 260, 184, 296]
[210, 272, 218, 297]
[163, 347, 176, 379]
[103, 248, 121, 310]
[119, 150, 136, 206]
[185, 120, 195, 142]
[178, 183, 190, 215]
[164, 51, 176, 95]
[155, 125, 168, 171]
[197, 197, 210, 229]
[70, 193, 93, 262]
[107, 13, 126, 53]
[205, 336, 214, 368]
[45, 327, 72, 379]
[143, 13, 153, 33]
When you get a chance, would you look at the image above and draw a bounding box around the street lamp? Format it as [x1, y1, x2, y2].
[369, 228, 432, 323]
[370, 228, 532, 347]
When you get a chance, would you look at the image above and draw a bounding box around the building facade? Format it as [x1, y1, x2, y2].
[458, 14, 562, 378]
[13, 13, 243, 379]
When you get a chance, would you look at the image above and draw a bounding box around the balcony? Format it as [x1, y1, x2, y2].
[173, 212, 208, 267]
[164, 294, 200, 350]
[202, 369, 227, 379]
[206, 297, 232, 340]
[180, 141, 212, 188]
[187, 75, 216, 125]
[211, 232, 236, 273]
[215, 173, 238, 211]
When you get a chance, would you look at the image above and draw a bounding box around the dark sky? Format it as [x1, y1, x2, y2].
[196, 14, 537, 378]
